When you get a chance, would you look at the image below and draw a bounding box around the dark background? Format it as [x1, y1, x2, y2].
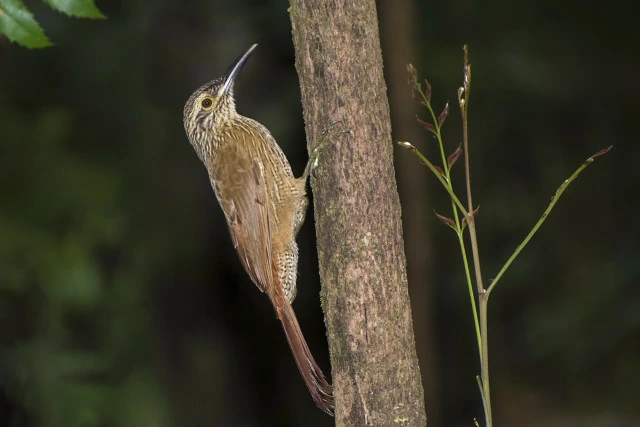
[1, 0, 638, 426]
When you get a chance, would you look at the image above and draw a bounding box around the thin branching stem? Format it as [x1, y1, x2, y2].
[485, 145, 613, 299]
[410, 85, 483, 358]
[460, 45, 485, 295]
[458, 45, 492, 427]
[401, 142, 482, 354]
[476, 375, 489, 427]
[403, 51, 611, 427]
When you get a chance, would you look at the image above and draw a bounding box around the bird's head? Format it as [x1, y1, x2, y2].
[183, 44, 257, 161]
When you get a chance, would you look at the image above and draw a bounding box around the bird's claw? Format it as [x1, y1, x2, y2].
[308, 121, 350, 179]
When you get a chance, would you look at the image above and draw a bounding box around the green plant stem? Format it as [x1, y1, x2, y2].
[479, 293, 492, 427]
[476, 376, 489, 426]
[403, 93, 483, 361]
[400, 144, 482, 354]
[458, 47, 492, 427]
[426, 85, 485, 366]
[459, 59, 484, 298]
[457, 221, 482, 361]
[485, 145, 613, 300]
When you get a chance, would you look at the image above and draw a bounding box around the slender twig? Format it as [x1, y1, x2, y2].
[476, 376, 489, 427]
[400, 79, 483, 361]
[479, 294, 492, 426]
[397, 141, 482, 360]
[458, 45, 492, 426]
[460, 45, 485, 296]
[485, 145, 613, 299]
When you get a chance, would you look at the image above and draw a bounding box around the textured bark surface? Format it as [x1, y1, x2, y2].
[289, 1, 427, 425]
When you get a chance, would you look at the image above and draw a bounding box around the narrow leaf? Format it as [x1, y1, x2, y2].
[424, 79, 432, 102]
[434, 211, 456, 230]
[43, 0, 106, 19]
[406, 63, 418, 87]
[462, 206, 480, 229]
[433, 164, 444, 176]
[416, 116, 435, 132]
[412, 89, 426, 106]
[591, 145, 613, 159]
[438, 102, 449, 127]
[447, 144, 462, 167]
[0, 0, 52, 48]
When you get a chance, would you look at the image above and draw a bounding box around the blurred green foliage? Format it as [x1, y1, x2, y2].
[0, 75, 169, 427]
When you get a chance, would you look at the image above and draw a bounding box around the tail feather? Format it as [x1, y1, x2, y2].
[277, 300, 334, 415]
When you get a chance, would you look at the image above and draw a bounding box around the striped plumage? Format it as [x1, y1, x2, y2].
[182, 44, 333, 414]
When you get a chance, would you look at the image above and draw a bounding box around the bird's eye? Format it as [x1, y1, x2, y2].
[201, 97, 213, 109]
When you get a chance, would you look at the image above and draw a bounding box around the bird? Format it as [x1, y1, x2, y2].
[182, 44, 334, 415]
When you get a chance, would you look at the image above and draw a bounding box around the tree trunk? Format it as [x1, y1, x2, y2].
[288, 1, 427, 425]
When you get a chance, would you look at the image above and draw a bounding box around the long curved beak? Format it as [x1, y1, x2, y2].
[220, 44, 258, 96]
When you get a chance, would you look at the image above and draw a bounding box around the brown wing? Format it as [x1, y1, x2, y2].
[207, 127, 334, 415]
[208, 139, 273, 295]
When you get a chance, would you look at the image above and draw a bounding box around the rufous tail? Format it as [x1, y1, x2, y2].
[277, 300, 334, 415]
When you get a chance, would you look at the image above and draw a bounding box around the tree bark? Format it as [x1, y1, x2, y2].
[289, 1, 427, 425]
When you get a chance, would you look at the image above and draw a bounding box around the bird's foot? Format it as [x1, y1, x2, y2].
[303, 120, 351, 181]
